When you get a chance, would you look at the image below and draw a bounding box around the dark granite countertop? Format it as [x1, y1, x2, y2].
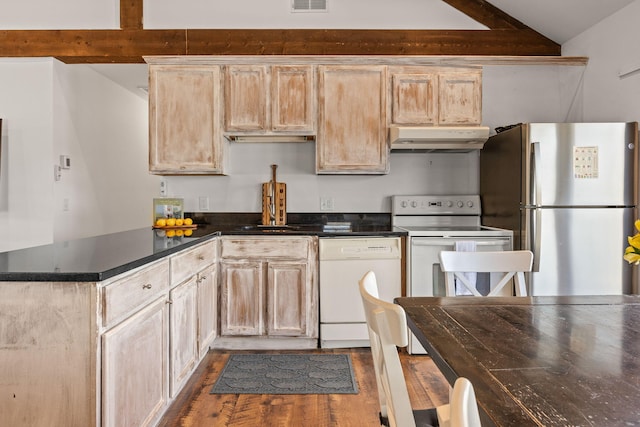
[0, 212, 405, 282]
[0, 228, 215, 282]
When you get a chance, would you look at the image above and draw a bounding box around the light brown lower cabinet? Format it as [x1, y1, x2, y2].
[267, 261, 309, 336]
[0, 238, 218, 427]
[102, 296, 169, 427]
[216, 236, 318, 350]
[220, 260, 264, 336]
[169, 276, 199, 398]
[197, 263, 218, 358]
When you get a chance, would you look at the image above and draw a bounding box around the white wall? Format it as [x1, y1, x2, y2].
[0, 59, 158, 252]
[0, 0, 118, 29]
[0, 0, 484, 31]
[562, 0, 640, 122]
[164, 146, 481, 213]
[52, 62, 158, 242]
[143, 0, 485, 30]
[0, 59, 54, 252]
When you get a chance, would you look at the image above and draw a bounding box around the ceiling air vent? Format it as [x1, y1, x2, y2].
[292, 0, 327, 12]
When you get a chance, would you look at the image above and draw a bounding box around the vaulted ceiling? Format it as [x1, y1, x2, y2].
[1, 0, 562, 63]
[486, 0, 635, 44]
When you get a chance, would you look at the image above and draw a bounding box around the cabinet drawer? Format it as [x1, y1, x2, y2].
[221, 237, 311, 259]
[171, 240, 216, 285]
[102, 260, 170, 328]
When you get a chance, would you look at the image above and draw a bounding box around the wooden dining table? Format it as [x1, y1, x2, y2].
[394, 295, 640, 427]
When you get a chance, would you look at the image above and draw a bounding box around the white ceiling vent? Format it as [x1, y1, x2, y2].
[292, 0, 327, 12]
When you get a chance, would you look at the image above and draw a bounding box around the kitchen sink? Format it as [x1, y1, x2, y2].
[235, 224, 323, 233]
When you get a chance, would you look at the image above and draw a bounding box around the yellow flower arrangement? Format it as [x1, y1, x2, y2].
[624, 219, 640, 265]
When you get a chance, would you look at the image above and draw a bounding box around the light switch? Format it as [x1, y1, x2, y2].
[59, 155, 71, 169]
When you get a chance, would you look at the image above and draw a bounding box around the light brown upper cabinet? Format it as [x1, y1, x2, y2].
[390, 70, 438, 125]
[272, 65, 315, 132]
[390, 67, 482, 126]
[224, 64, 314, 133]
[149, 65, 226, 175]
[317, 65, 388, 174]
[224, 65, 268, 131]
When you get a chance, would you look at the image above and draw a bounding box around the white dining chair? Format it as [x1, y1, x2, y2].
[439, 250, 534, 297]
[359, 270, 482, 427]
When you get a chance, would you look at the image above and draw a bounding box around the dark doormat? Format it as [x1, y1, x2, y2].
[210, 353, 359, 395]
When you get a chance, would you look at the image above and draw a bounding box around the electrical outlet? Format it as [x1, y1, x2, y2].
[198, 196, 210, 211]
[320, 197, 334, 211]
[63, 198, 70, 212]
[160, 180, 167, 197]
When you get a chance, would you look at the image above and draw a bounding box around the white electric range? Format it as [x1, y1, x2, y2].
[392, 195, 513, 354]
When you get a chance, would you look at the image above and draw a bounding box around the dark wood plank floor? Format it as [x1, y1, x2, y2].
[158, 348, 450, 427]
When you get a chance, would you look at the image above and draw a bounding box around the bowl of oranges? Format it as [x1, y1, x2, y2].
[153, 217, 196, 237]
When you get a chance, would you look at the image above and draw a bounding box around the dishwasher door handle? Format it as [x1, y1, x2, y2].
[411, 238, 511, 247]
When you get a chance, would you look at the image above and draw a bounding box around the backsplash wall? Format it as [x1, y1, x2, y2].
[164, 144, 480, 213]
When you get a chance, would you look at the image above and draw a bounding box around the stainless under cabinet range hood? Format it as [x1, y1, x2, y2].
[389, 126, 490, 151]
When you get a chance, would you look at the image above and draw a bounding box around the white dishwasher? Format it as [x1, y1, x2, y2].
[319, 237, 401, 348]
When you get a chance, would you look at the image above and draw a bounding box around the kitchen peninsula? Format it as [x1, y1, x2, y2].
[0, 214, 403, 427]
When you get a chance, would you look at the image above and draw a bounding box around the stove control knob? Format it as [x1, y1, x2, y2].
[446, 201, 453, 208]
[411, 201, 418, 208]
[467, 200, 474, 207]
[457, 201, 464, 208]
[400, 201, 408, 208]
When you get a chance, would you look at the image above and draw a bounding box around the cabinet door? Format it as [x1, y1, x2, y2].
[197, 264, 217, 358]
[224, 65, 268, 131]
[169, 277, 198, 397]
[391, 72, 438, 125]
[438, 70, 482, 125]
[271, 65, 314, 131]
[317, 65, 388, 174]
[102, 297, 168, 427]
[267, 261, 309, 336]
[220, 260, 264, 336]
[149, 65, 225, 174]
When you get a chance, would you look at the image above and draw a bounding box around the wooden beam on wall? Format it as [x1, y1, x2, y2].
[0, 30, 185, 63]
[186, 29, 560, 56]
[0, 0, 560, 63]
[0, 28, 560, 63]
[120, 0, 143, 30]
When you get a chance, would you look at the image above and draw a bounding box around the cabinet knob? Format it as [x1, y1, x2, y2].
[201, 275, 207, 280]
[198, 255, 205, 261]
[142, 284, 152, 290]
[166, 299, 173, 305]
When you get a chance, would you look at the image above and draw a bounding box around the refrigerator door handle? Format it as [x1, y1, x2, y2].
[532, 141, 542, 207]
[531, 208, 542, 272]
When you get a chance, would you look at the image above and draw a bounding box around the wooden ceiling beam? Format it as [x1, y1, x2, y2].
[0, 28, 560, 64]
[0, 30, 185, 63]
[120, 0, 143, 30]
[441, 0, 558, 47]
[0, 0, 560, 63]
[186, 28, 560, 56]
[441, 0, 530, 29]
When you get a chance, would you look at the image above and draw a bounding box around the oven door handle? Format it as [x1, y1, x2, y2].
[411, 238, 511, 247]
